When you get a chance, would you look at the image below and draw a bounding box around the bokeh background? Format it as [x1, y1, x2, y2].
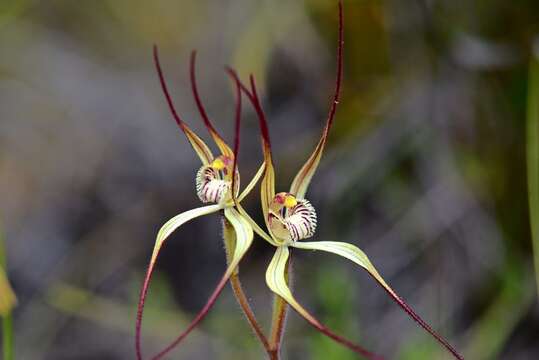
[2, 0, 539, 359]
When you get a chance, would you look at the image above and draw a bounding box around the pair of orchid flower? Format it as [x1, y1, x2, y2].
[136, 3, 462, 360]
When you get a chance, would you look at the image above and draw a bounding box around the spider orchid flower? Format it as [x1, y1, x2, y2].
[228, 2, 464, 359]
[135, 47, 270, 360]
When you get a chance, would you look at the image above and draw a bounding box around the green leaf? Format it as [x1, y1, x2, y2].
[527, 54, 539, 297]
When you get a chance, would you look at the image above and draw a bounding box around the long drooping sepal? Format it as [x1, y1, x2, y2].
[135, 204, 222, 360]
[292, 241, 464, 360]
[190, 51, 234, 159]
[266, 247, 383, 360]
[153, 45, 214, 165]
[0, 266, 16, 316]
[289, 1, 344, 199]
[148, 207, 254, 360]
[222, 217, 270, 353]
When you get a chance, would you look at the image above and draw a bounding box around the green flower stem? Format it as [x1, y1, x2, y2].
[0, 224, 14, 360]
[527, 53, 539, 297]
[222, 217, 271, 354]
[268, 251, 291, 359]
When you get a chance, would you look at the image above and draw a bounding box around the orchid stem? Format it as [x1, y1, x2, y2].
[268, 255, 291, 359]
[222, 217, 271, 354]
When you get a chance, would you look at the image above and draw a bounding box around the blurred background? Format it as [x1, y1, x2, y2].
[1, 0, 539, 359]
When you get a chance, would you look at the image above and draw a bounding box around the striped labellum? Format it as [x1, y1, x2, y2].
[269, 192, 317, 243]
[195, 155, 239, 204]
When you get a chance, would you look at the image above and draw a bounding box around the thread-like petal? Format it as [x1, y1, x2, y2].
[190, 51, 234, 159]
[224, 69, 276, 237]
[136, 204, 222, 360]
[289, 2, 344, 199]
[148, 207, 254, 360]
[154, 45, 214, 165]
[291, 241, 463, 360]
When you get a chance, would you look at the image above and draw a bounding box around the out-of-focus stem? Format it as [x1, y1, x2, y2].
[268, 255, 290, 359]
[2, 315, 13, 360]
[0, 223, 15, 360]
[527, 52, 539, 298]
[222, 217, 271, 354]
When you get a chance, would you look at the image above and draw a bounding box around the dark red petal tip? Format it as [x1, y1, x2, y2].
[150, 272, 231, 360]
[190, 50, 221, 137]
[153, 45, 186, 131]
[231, 69, 242, 202]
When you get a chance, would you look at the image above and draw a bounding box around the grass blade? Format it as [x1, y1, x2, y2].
[527, 50, 539, 298]
[0, 224, 16, 360]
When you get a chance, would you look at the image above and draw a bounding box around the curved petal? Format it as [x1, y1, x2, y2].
[247, 75, 276, 235]
[289, 2, 344, 199]
[291, 241, 463, 360]
[0, 266, 16, 316]
[154, 45, 214, 165]
[237, 161, 265, 203]
[225, 69, 275, 231]
[148, 207, 254, 360]
[230, 68, 242, 201]
[236, 203, 277, 246]
[266, 246, 382, 360]
[190, 51, 234, 159]
[136, 204, 222, 360]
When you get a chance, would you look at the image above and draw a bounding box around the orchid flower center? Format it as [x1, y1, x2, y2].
[269, 192, 317, 242]
[196, 155, 237, 204]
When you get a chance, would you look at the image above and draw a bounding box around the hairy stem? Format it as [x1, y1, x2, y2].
[222, 217, 271, 354]
[268, 255, 291, 358]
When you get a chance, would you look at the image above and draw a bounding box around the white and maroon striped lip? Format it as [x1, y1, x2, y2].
[196, 165, 230, 204]
[269, 197, 318, 242]
[284, 199, 317, 241]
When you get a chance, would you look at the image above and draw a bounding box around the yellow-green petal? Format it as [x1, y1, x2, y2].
[291, 240, 464, 359]
[265, 246, 318, 324]
[223, 207, 254, 277]
[236, 203, 277, 246]
[182, 126, 215, 166]
[150, 204, 223, 266]
[237, 162, 265, 203]
[291, 241, 388, 287]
